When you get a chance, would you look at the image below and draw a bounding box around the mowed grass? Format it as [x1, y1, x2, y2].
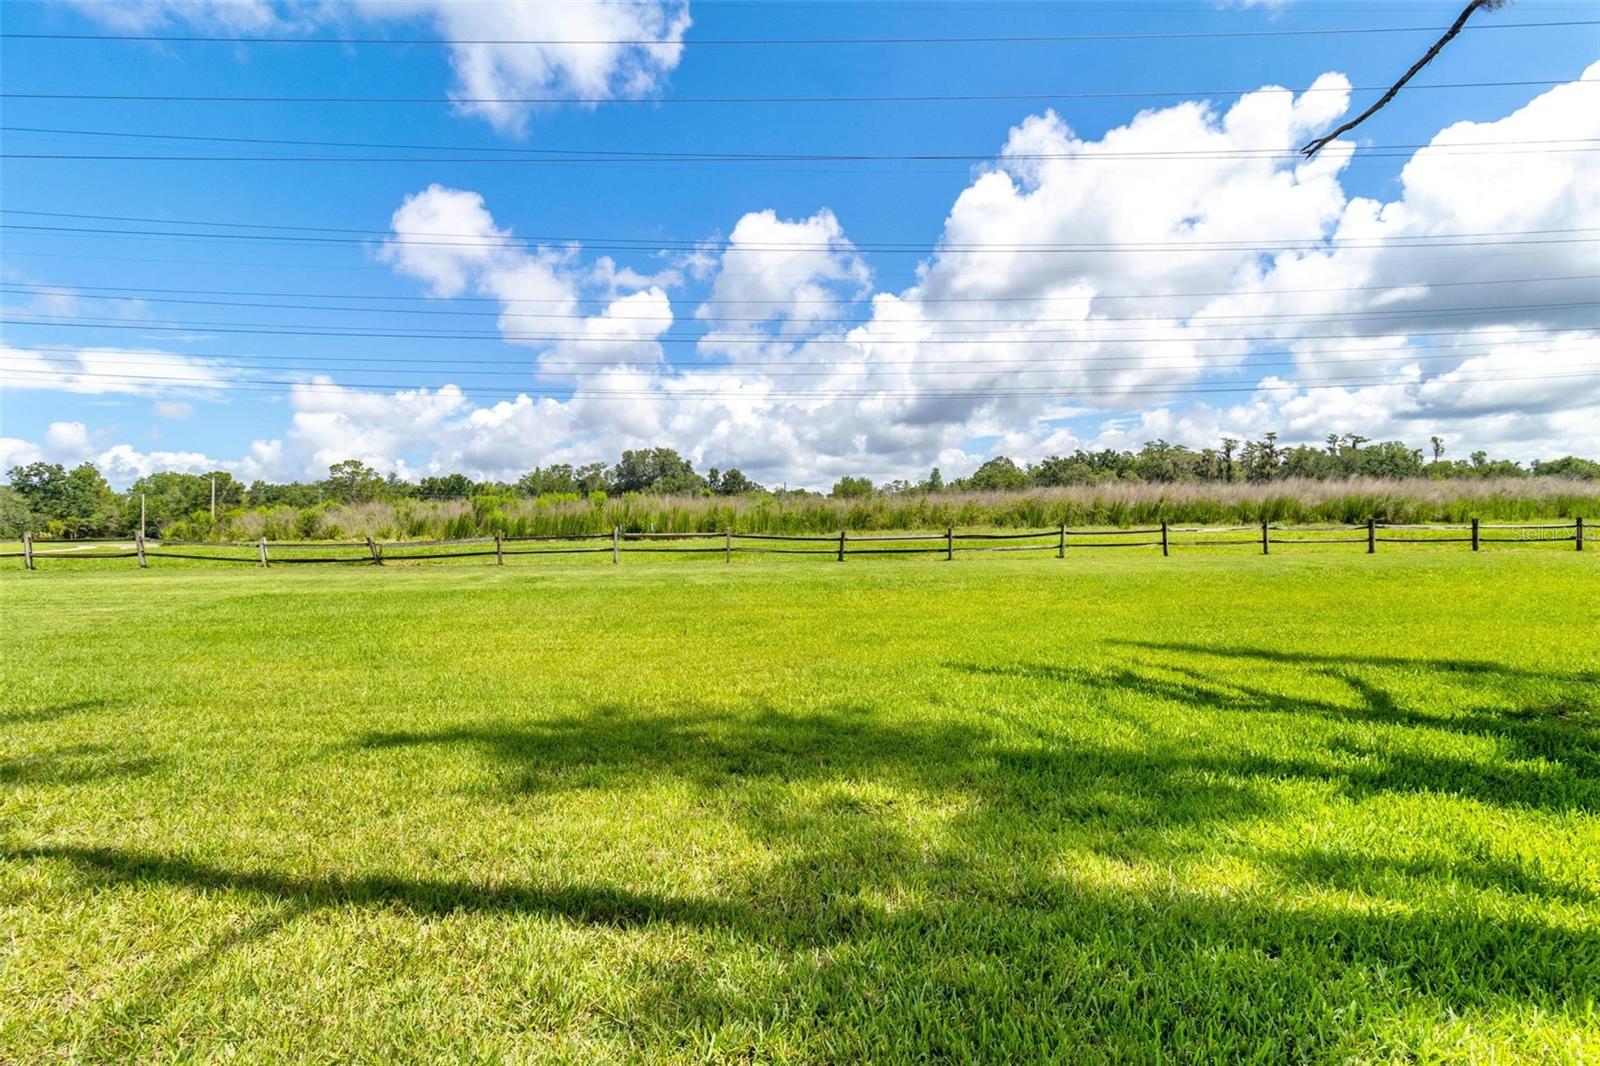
[2, 552, 1597, 1063]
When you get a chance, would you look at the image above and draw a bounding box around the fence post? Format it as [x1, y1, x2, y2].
[725, 527, 732, 564]
[258, 536, 269, 567]
[366, 535, 383, 566]
[495, 532, 504, 565]
[1161, 520, 1169, 558]
[1471, 517, 1480, 552]
[1058, 522, 1065, 559]
[837, 529, 846, 563]
[22, 531, 32, 571]
[1367, 518, 1376, 554]
[1578, 516, 1585, 552]
[612, 526, 620, 564]
[135, 532, 147, 569]
[946, 526, 953, 561]
[1261, 520, 1269, 555]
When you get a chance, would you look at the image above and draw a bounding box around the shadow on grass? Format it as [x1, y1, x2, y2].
[1106, 642, 1600, 686]
[1268, 846, 1597, 907]
[360, 703, 987, 797]
[0, 697, 115, 726]
[953, 642, 1599, 813]
[8, 834, 1594, 1059]
[355, 704, 1283, 867]
[7, 644, 1598, 1058]
[4, 843, 737, 928]
[0, 742, 161, 787]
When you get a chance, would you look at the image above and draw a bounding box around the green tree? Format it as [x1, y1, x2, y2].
[418, 473, 476, 498]
[966, 456, 1028, 491]
[123, 471, 211, 534]
[1032, 455, 1093, 487]
[517, 465, 578, 496]
[1132, 440, 1194, 483]
[575, 463, 612, 495]
[0, 486, 37, 537]
[322, 460, 387, 504]
[1279, 445, 1334, 480]
[611, 448, 703, 494]
[1531, 456, 1600, 480]
[57, 463, 119, 537]
[247, 480, 322, 508]
[1219, 437, 1239, 482]
[830, 476, 874, 499]
[709, 468, 762, 495]
[8, 462, 69, 516]
[1349, 441, 1426, 479]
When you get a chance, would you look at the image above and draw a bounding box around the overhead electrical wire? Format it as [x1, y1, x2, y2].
[11, 147, 1597, 165]
[3, 126, 1595, 163]
[11, 344, 1594, 381]
[1, 79, 1583, 107]
[5, 315, 1591, 345]
[2, 247, 1581, 279]
[3, 366, 1593, 402]
[4, 18, 1593, 45]
[3, 272, 1596, 309]
[2, 288, 1593, 329]
[10, 335, 1584, 372]
[7, 208, 1597, 250]
[5, 221, 1595, 256]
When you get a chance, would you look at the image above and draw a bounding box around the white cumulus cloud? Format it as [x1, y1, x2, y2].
[17, 67, 1599, 487]
[71, 1, 691, 135]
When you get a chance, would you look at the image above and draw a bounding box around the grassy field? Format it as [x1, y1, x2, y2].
[2, 553, 1597, 1062]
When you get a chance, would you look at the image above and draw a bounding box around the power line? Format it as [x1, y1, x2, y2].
[9, 335, 1584, 371]
[4, 126, 1594, 162]
[13, 343, 1593, 380]
[4, 365, 1593, 401]
[4, 19, 1593, 46]
[3, 287, 1591, 329]
[5, 316, 1590, 345]
[13, 334, 1585, 369]
[6, 208, 1593, 250]
[5, 221, 1594, 255]
[5, 272, 1596, 309]
[3, 243, 1578, 279]
[11, 147, 1596, 166]
[1, 79, 1580, 106]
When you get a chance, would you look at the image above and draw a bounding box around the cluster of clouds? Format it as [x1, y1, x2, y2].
[9, 3, 1598, 487]
[68, 0, 691, 134]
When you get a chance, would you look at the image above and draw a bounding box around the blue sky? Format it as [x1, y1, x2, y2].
[1, 0, 1597, 488]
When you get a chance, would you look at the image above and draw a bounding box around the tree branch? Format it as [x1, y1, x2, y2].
[1300, 0, 1508, 158]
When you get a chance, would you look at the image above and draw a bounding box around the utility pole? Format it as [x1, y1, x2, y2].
[140, 493, 147, 539]
[210, 475, 216, 520]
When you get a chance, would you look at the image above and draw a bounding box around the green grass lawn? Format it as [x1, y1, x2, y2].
[2, 552, 1597, 1063]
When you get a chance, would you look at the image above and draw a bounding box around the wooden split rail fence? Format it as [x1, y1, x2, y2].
[6, 518, 1585, 570]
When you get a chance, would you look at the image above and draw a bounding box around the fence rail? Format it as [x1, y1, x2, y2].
[8, 516, 1586, 571]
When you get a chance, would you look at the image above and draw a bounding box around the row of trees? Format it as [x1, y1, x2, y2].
[947, 433, 1589, 493]
[6, 435, 1598, 538]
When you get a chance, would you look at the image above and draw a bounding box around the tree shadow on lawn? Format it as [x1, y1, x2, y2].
[354, 703, 1283, 872]
[7, 684, 1597, 1057]
[0, 742, 162, 787]
[955, 643, 1599, 814]
[0, 697, 113, 726]
[8, 836, 1593, 1060]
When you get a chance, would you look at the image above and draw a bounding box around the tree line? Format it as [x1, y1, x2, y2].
[5, 435, 1597, 539]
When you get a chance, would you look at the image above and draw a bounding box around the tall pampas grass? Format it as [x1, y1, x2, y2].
[166, 477, 1599, 541]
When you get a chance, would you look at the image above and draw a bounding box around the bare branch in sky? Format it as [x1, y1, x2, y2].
[1300, 0, 1512, 158]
